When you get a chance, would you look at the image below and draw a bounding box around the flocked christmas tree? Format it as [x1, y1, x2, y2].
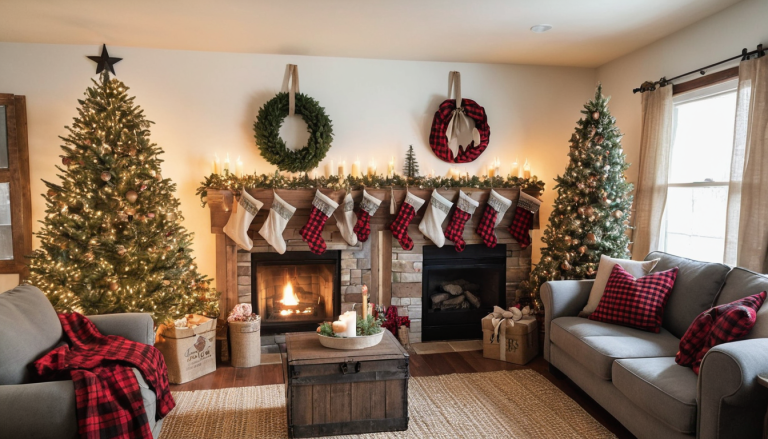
[402, 145, 420, 177]
[524, 84, 633, 307]
[28, 72, 219, 324]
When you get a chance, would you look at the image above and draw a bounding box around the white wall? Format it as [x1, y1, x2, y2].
[0, 42, 597, 288]
[598, 0, 768, 187]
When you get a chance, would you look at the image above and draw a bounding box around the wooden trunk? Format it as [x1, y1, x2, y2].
[285, 331, 409, 437]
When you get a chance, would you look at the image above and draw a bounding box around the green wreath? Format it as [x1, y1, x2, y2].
[254, 92, 334, 173]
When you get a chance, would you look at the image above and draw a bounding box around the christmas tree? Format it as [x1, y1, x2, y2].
[525, 84, 633, 307]
[403, 145, 419, 177]
[28, 72, 219, 324]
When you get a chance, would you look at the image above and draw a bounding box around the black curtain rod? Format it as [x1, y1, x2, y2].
[632, 44, 766, 94]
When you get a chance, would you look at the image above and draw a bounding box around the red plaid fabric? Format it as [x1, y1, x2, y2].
[390, 203, 417, 250]
[353, 210, 372, 242]
[300, 205, 331, 255]
[444, 209, 471, 252]
[588, 265, 679, 333]
[382, 305, 410, 336]
[32, 313, 175, 439]
[429, 98, 491, 163]
[476, 205, 499, 248]
[508, 207, 534, 248]
[676, 291, 766, 374]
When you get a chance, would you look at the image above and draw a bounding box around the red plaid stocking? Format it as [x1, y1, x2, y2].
[354, 189, 382, 242]
[444, 191, 479, 252]
[389, 191, 426, 251]
[300, 191, 339, 255]
[476, 189, 512, 248]
[508, 191, 542, 249]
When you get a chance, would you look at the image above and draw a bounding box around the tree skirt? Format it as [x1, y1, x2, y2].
[158, 369, 615, 439]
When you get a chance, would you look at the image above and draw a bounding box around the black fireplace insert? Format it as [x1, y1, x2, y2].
[422, 244, 506, 341]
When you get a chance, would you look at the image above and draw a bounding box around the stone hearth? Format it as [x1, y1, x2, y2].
[207, 187, 536, 343]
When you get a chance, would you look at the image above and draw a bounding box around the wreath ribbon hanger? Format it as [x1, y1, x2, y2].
[445, 71, 480, 157]
[282, 64, 300, 116]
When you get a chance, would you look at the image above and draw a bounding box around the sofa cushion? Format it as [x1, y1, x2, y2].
[645, 251, 731, 338]
[715, 267, 768, 339]
[0, 285, 62, 385]
[613, 357, 698, 434]
[550, 316, 680, 380]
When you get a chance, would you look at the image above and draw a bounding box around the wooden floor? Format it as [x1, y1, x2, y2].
[170, 349, 636, 439]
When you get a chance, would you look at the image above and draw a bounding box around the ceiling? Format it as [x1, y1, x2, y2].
[0, 0, 743, 68]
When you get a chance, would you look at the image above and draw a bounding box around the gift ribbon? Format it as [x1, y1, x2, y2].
[281, 64, 300, 116]
[446, 71, 480, 157]
[490, 316, 514, 362]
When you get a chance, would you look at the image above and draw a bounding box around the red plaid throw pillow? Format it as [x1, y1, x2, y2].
[588, 264, 678, 333]
[676, 291, 766, 374]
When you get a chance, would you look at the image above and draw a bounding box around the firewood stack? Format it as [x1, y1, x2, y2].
[430, 280, 482, 310]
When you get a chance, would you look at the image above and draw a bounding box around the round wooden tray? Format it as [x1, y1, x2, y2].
[318, 331, 385, 350]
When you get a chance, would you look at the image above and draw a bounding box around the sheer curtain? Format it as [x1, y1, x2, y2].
[724, 56, 768, 272]
[632, 86, 674, 260]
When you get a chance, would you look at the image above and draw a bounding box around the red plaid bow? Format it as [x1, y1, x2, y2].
[429, 98, 490, 163]
[33, 313, 175, 439]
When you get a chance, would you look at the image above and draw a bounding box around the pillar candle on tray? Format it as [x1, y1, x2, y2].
[361, 285, 369, 319]
[523, 159, 531, 179]
[341, 310, 357, 337]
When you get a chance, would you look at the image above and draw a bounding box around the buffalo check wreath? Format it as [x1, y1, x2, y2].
[589, 264, 679, 333]
[300, 190, 339, 255]
[676, 291, 766, 374]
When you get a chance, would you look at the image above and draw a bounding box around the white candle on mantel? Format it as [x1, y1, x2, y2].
[351, 159, 361, 178]
[338, 160, 346, 177]
[487, 164, 495, 178]
[212, 154, 220, 175]
[523, 159, 531, 179]
[367, 159, 377, 177]
[429, 169, 435, 178]
[223, 153, 231, 174]
[494, 157, 501, 177]
[235, 156, 244, 178]
[387, 157, 395, 178]
[326, 161, 334, 178]
[511, 158, 520, 178]
[312, 170, 318, 180]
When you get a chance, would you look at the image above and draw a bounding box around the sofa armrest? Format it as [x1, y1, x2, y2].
[698, 338, 768, 439]
[540, 280, 593, 362]
[88, 313, 155, 346]
[0, 380, 77, 438]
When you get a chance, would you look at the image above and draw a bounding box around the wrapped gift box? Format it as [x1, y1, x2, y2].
[481, 314, 538, 365]
[155, 314, 217, 384]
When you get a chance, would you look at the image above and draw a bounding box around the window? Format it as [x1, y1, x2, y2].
[0, 94, 32, 279]
[660, 80, 737, 263]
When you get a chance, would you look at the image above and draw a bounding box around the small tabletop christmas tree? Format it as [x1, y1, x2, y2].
[28, 72, 219, 324]
[524, 84, 633, 308]
[402, 145, 419, 178]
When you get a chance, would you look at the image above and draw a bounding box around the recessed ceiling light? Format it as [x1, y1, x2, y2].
[530, 24, 553, 33]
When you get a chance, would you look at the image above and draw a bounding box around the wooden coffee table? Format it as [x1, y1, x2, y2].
[284, 330, 409, 438]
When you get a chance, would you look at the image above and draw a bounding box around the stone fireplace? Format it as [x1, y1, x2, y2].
[207, 187, 535, 344]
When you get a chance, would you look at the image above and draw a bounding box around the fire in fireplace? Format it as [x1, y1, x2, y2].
[252, 251, 340, 333]
[422, 244, 506, 341]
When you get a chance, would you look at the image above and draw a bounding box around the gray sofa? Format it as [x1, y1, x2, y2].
[0, 284, 164, 439]
[542, 251, 768, 439]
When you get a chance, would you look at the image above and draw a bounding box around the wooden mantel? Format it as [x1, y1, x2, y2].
[206, 187, 540, 320]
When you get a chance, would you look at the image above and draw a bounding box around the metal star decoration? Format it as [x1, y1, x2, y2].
[87, 44, 122, 75]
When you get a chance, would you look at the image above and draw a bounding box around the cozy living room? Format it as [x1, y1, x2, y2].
[1, 1, 767, 438]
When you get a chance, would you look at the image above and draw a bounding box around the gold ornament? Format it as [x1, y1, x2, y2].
[578, 245, 587, 254]
[108, 281, 119, 291]
[72, 273, 82, 281]
[577, 206, 586, 215]
[117, 245, 127, 256]
[564, 236, 572, 244]
[584, 206, 594, 217]
[155, 173, 162, 181]
[543, 256, 552, 263]
[125, 207, 137, 216]
[613, 210, 624, 219]
[592, 111, 600, 120]
[125, 190, 138, 203]
[585, 232, 597, 245]
[163, 280, 171, 286]
[101, 171, 112, 181]
[166, 212, 177, 221]
[128, 147, 137, 157]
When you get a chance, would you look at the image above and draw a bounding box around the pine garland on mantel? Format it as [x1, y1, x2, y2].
[197, 172, 545, 207]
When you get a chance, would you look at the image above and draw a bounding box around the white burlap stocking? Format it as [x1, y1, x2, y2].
[334, 193, 358, 246]
[258, 192, 296, 254]
[418, 190, 453, 247]
[223, 190, 263, 251]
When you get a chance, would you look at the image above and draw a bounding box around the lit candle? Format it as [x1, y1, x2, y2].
[429, 169, 435, 178]
[494, 157, 501, 177]
[338, 160, 346, 177]
[332, 320, 347, 334]
[312, 170, 318, 180]
[488, 164, 495, 178]
[361, 285, 369, 320]
[326, 160, 334, 178]
[235, 156, 244, 178]
[387, 157, 395, 178]
[223, 153, 231, 174]
[367, 159, 377, 177]
[450, 167, 459, 180]
[523, 159, 531, 179]
[213, 154, 220, 174]
[511, 158, 519, 178]
[351, 158, 361, 178]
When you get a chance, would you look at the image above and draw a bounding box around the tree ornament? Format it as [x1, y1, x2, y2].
[72, 273, 82, 281]
[116, 245, 127, 256]
[147, 212, 155, 219]
[163, 280, 171, 286]
[128, 147, 137, 157]
[578, 245, 587, 254]
[165, 212, 177, 221]
[101, 171, 112, 181]
[47, 189, 57, 197]
[585, 232, 597, 245]
[125, 207, 136, 216]
[116, 212, 129, 222]
[62, 156, 72, 166]
[613, 210, 624, 219]
[108, 281, 119, 291]
[140, 184, 148, 191]
[577, 206, 586, 215]
[561, 261, 572, 270]
[543, 256, 552, 263]
[592, 111, 600, 120]
[155, 173, 162, 181]
[564, 235, 572, 245]
[125, 190, 138, 203]
[584, 206, 594, 217]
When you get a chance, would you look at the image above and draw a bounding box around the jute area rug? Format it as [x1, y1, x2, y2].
[159, 369, 616, 439]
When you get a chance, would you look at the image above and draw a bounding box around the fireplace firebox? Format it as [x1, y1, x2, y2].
[422, 244, 506, 341]
[251, 251, 341, 334]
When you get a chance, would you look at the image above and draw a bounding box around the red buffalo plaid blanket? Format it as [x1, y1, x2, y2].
[32, 313, 175, 439]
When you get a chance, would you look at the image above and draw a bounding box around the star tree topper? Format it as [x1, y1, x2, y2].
[87, 44, 122, 75]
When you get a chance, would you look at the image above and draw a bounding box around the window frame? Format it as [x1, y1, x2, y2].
[0, 94, 32, 276]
